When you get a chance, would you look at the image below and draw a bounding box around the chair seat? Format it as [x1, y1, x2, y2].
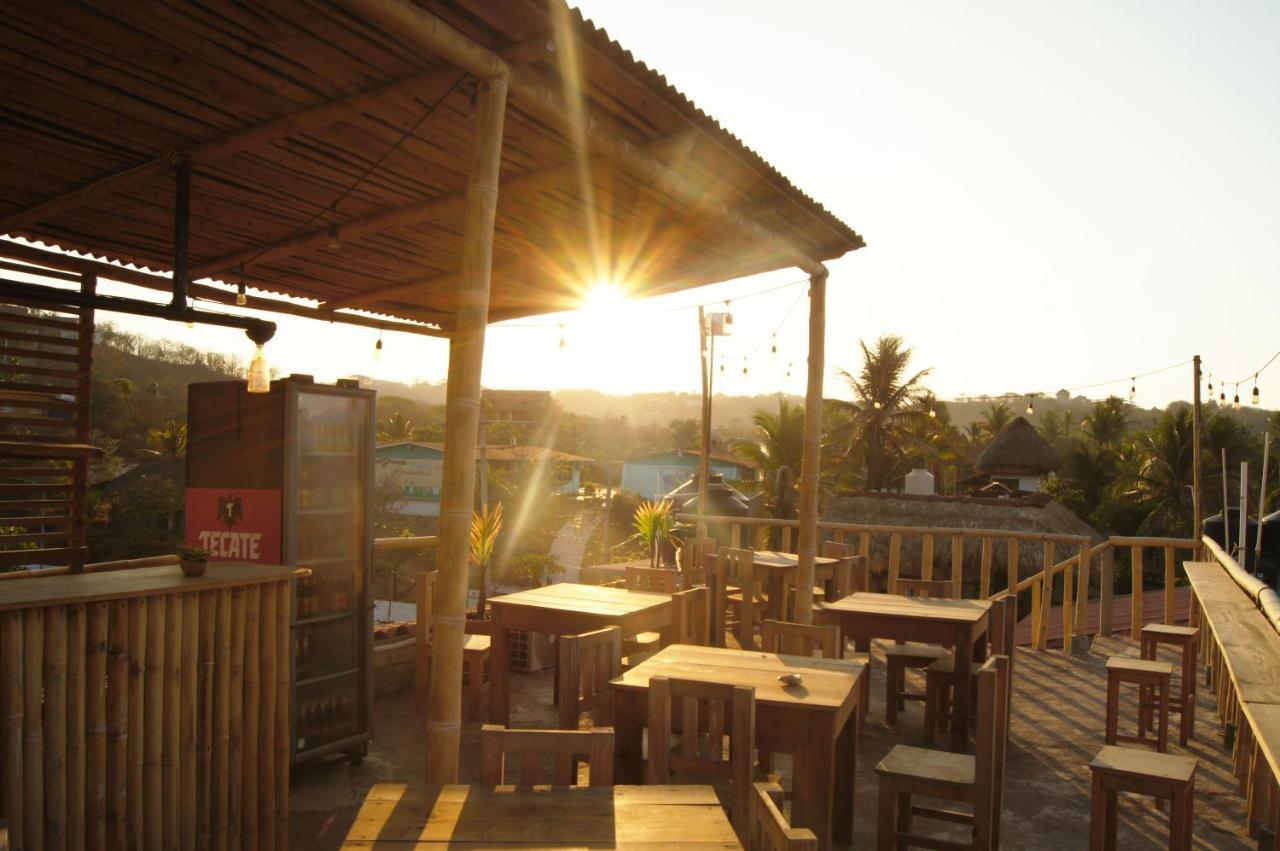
[1106, 657, 1173, 677]
[1141, 624, 1198, 640]
[463, 634, 491, 654]
[1090, 745, 1196, 783]
[884, 642, 951, 663]
[876, 744, 974, 788]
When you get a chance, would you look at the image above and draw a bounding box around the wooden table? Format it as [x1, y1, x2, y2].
[821, 591, 991, 752]
[610, 643, 864, 850]
[707, 550, 842, 621]
[339, 783, 742, 848]
[488, 583, 671, 724]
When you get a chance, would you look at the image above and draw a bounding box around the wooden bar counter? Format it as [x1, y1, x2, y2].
[0, 561, 304, 851]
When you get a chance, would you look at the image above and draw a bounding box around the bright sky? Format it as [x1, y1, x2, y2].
[59, 1, 1280, 407]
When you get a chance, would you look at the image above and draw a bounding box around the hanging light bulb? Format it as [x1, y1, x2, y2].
[1219, 389, 1226, 404]
[327, 222, 341, 250]
[186, 321, 194, 329]
[1233, 385, 1241, 410]
[786, 363, 792, 380]
[722, 301, 734, 335]
[1252, 377, 1260, 406]
[246, 344, 270, 393]
[771, 335, 777, 355]
[928, 407, 937, 419]
[1026, 397, 1035, 416]
[558, 323, 565, 349]
[1207, 376, 1214, 394]
[374, 331, 383, 361]
[872, 400, 883, 410]
[719, 358, 724, 375]
[742, 357, 748, 376]
[1128, 378, 1136, 403]
[236, 265, 248, 306]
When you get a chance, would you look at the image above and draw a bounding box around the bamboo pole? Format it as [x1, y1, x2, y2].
[127, 597, 146, 843]
[241, 587, 261, 851]
[1163, 547, 1177, 626]
[888, 533, 902, 594]
[1063, 560, 1075, 649]
[144, 596, 165, 850]
[980, 537, 993, 599]
[66, 604, 86, 851]
[213, 589, 232, 851]
[85, 602, 109, 851]
[426, 73, 508, 785]
[45, 604, 68, 851]
[697, 306, 711, 538]
[1193, 356, 1203, 540]
[258, 584, 278, 851]
[181, 593, 199, 850]
[1038, 542, 1054, 649]
[794, 268, 828, 623]
[106, 599, 128, 849]
[197, 591, 216, 848]
[1075, 544, 1092, 640]
[951, 535, 964, 598]
[1099, 546, 1115, 637]
[1257, 432, 1271, 567]
[1130, 546, 1144, 640]
[2, 610, 23, 851]
[24, 607, 44, 849]
[228, 588, 246, 846]
[163, 595, 182, 850]
[1030, 580, 1042, 649]
[920, 534, 934, 581]
[274, 582, 291, 850]
[1007, 538, 1019, 595]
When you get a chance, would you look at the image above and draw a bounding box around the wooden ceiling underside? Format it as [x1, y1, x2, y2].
[0, 0, 864, 330]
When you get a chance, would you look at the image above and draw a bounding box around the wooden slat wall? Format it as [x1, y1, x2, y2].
[0, 277, 95, 573]
[0, 579, 292, 851]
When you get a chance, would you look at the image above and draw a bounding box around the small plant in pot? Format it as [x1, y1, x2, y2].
[178, 545, 210, 578]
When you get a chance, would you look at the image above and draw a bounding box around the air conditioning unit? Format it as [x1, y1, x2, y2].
[507, 629, 556, 673]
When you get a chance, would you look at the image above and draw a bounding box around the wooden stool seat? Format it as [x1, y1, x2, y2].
[884, 643, 951, 723]
[1106, 656, 1173, 753]
[1089, 745, 1196, 850]
[1140, 624, 1199, 746]
[876, 744, 975, 788]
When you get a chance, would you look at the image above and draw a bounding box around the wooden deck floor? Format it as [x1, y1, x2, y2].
[292, 635, 1254, 849]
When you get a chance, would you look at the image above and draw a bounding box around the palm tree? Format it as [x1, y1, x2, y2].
[1202, 411, 1260, 513]
[827, 335, 932, 490]
[732, 397, 804, 521]
[979, 402, 1013, 438]
[146, 420, 187, 457]
[1122, 408, 1194, 535]
[1082, 397, 1130, 450]
[378, 411, 415, 443]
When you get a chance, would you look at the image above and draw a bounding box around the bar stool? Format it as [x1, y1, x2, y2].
[1106, 657, 1173, 753]
[1089, 745, 1196, 850]
[1140, 624, 1198, 746]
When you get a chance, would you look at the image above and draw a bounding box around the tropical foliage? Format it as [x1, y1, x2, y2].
[732, 397, 804, 520]
[630, 499, 678, 568]
[471, 502, 504, 615]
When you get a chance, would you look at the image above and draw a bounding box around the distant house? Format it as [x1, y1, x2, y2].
[620, 449, 756, 500]
[376, 442, 592, 517]
[973, 416, 1058, 493]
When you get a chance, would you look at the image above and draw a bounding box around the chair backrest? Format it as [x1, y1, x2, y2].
[557, 626, 622, 729]
[480, 725, 614, 786]
[819, 540, 861, 599]
[895, 577, 954, 599]
[973, 654, 1011, 847]
[760, 620, 841, 659]
[712, 547, 757, 647]
[672, 586, 711, 645]
[647, 676, 755, 834]
[679, 536, 716, 588]
[989, 593, 1016, 658]
[750, 782, 818, 850]
[624, 565, 678, 594]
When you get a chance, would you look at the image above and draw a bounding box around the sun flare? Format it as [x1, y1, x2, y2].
[582, 280, 628, 312]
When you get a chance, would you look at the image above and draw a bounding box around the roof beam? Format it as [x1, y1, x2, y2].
[0, 36, 554, 237]
[342, 0, 827, 277]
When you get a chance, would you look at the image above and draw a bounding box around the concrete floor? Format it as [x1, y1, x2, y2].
[291, 636, 1254, 849]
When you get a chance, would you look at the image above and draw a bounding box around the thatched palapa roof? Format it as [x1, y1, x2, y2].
[975, 416, 1058, 475]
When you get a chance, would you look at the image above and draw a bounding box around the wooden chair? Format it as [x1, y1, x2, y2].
[679, 536, 716, 589]
[875, 655, 1011, 850]
[817, 540, 856, 603]
[712, 547, 762, 649]
[647, 676, 756, 836]
[480, 725, 614, 786]
[414, 570, 492, 719]
[624, 565, 679, 593]
[750, 782, 818, 850]
[672, 586, 711, 645]
[760, 619, 840, 659]
[1140, 623, 1199, 746]
[1089, 745, 1196, 850]
[557, 626, 622, 729]
[1105, 656, 1173, 753]
[924, 593, 1016, 747]
[883, 578, 955, 725]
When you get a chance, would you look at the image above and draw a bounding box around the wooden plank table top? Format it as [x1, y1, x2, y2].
[0, 561, 307, 611]
[339, 783, 742, 848]
[1184, 562, 1280, 704]
[609, 644, 863, 850]
[706, 550, 844, 623]
[821, 591, 991, 753]
[488, 583, 672, 724]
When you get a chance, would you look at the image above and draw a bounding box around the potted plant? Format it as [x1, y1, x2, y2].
[471, 502, 503, 617]
[630, 499, 677, 568]
[178, 545, 209, 578]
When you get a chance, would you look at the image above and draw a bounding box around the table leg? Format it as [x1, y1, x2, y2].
[832, 697, 858, 843]
[768, 571, 786, 623]
[489, 619, 510, 725]
[612, 689, 645, 784]
[950, 624, 974, 752]
[792, 714, 838, 851]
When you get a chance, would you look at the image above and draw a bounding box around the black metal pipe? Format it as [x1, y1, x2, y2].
[0, 277, 276, 343]
[171, 155, 190, 310]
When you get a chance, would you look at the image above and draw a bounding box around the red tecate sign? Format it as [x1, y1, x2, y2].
[184, 487, 282, 564]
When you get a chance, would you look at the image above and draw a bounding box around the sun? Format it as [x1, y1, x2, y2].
[582, 280, 627, 313]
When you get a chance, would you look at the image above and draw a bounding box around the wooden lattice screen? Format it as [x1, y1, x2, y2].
[0, 272, 96, 573]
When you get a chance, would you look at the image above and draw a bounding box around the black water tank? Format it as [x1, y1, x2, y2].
[1257, 510, 1280, 587]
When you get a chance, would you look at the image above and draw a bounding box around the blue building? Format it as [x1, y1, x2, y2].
[619, 449, 756, 500]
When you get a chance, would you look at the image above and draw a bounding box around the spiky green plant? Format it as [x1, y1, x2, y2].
[471, 502, 503, 616]
[631, 499, 676, 568]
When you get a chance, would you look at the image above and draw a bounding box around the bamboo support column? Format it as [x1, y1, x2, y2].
[1075, 544, 1092, 645]
[2, 611, 23, 851]
[793, 268, 827, 623]
[1130, 546, 1144, 639]
[44, 604, 67, 850]
[67, 603, 87, 851]
[427, 72, 509, 785]
[1099, 547, 1115, 637]
[181, 593, 199, 850]
[241, 587, 261, 851]
[86, 602, 108, 850]
[979, 538, 993, 599]
[24, 608, 44, 849]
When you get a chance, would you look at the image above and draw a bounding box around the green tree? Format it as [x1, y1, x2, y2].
[146, 420, 187, 457]
[1121, 407, 1195, 536]
[378, 411, 415, 443]
[827, 335, 932, 490]
[668, 418, 700, 451]
[979, 402, 1013, 438]
[1082, 396, 1131, 450]
[732, 397, 804, 522]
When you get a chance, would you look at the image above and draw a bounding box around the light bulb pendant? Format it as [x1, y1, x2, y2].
[247, 344, 270, 394]
[771, 335, 777, 355]
[928, 407, 937, 419]
[1219, 390, 1226, 404]
[1252, 384, 1261, 405]
[1128, 378, 1136, 403]
[1207, 378, 1214, 393]
[236, 265, 248, 305]
[1026, 400, 1035, 416]
[742, 358, 748, 376]
[374, 333, 383, 361]
[558, 323, 565, 349]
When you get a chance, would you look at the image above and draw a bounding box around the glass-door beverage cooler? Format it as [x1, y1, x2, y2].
[185, 375, 376, 766]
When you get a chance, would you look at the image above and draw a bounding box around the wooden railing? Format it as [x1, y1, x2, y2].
[679, 514, 1199, 651]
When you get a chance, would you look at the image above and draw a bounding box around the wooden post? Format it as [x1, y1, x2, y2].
[163, 594, 182, 851]
[257, 584, 277, 851]
[86, 602, 108, 851]
[127, 597, 146, 843]
[920, 534, 934, 581]
[241, 587, 260, 851]
[794, 268, 827, 623]
[1130, 546, 1144, 640]
[45, 604, 67, 850]
[1163, 547, 1177, 625]
[426, 72, 508, 784]
[1030, 580, 1042, 649]
[951, 534, 964, 598]
[2, 611, 24, 851]
[180, 594, 198, 851]
[697, 306, 711, 537]
[888, 533, 902, 595]
[1007, 538, 1019, 595]
[1192, 356, 1202, 540]
[197, 591, 216, 849]
[24, 608, 44, 849]
[1075, 543, 1092, 646]
[980, 537, 993, 599]
[1063, 560, 1075, 649]
[67, 603, 86, 851]
[1099, 546, 1115, 637]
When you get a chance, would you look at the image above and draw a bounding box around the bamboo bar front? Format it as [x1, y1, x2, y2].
[0, 561, 301, 851]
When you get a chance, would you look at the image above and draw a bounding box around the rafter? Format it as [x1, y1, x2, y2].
[0, 36, 554, 237]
